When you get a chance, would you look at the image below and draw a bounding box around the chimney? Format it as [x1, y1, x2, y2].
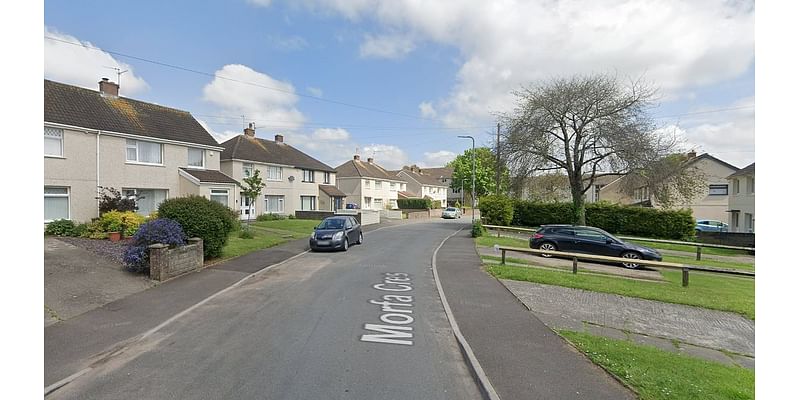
[353, 155, 360, 160]
[688, 150, 697, 159]
[98, 77, 119, 97]
[274, 134, 284, 143]
[367, 157, 374, 163]
[244, 123, 256, 137]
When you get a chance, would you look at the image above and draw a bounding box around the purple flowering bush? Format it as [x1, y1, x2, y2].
[123, 218, 187, 273]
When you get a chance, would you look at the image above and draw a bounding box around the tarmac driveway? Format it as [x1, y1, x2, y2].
[44, 237, 154, 327]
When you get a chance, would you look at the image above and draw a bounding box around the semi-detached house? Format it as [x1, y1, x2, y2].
[394, 166, 449, 207]
[219, 125, 345, 218]
[335, 156, 407, 210]
[44, 79, 238, 224]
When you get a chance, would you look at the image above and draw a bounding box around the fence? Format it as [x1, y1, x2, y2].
[483, 224, 755, 260]
[495, 245, 755, 287]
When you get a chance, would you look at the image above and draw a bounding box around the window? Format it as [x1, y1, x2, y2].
[300, 196, 316, 211]
[265, 195, 285, 213]
[266, 166, 282, 181]
[375, 181, 382, 189]
[633, 187, 649, 201]
[303, 170, 315, 182]
[123, 188, 167, 215]
[744, 213, 753, 232]
[708, 184, 728, 196]
[44, 186, 69, 221]
[731, 212, 740, 230]
[44, 127, 63, 157]
[593, 184, 604, 201]
[210, 189, 229, 206]
[188, 148, 205, 168]
[390, 182, 397, 191]
[389, 199, 398, 209]
[575, 229, 607, 242]
[364, 180, 371, 189]
[732, 179, 740, 194]
[374, 198, 384, 209]
[324, 172, 331, 184]
[747, 177, 755, 194]
[126, 139, 162, 164]
[364, 197, 372, 209]
[243, 163, 254, 178]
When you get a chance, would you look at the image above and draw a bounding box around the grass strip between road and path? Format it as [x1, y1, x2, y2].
[486, 263, 754, 319]
[559, 330, 754, 400]
[212, 219, 321, 263]
[252, 219, 321, 235]
[626, 239, 751, 257]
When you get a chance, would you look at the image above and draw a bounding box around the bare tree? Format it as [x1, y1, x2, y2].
[499, 73, 679, 225]
[618, 153, 707, 209]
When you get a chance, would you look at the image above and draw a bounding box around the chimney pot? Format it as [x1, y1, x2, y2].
[354, 155, 360, 160]
[244, 123, 256, 137]
[367, 157, 374, 163]
[275, 134, 284, 143]
[688, 150, 697, 159]
[98, 77, 119, 97]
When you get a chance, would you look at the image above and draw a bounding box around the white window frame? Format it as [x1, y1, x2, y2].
[708, 184, 728, 196]
[265, 195, 285, 213]
[243, 163, 254, 178]
[122, 188, 168, 215]
[300, 195, 316, 211]
[732, 179, 740, 194]
[324, 172, 331, 184]
[364, 180, 371, 189]
[375, 181, 383, 190]
[126, 139, 163, 165]
[302, 170, 315, 183]
[210, 189, 229, 206]
[390, 182, 397, 191]
[44, 127, 64, 157]
[44, 186, 70, 222]
[266, 166, 283, 181]
[187, 148, 205, 169]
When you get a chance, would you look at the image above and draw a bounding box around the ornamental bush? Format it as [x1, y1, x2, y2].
[44, 219, 75, 236]
[256, 213, 286, 221]
[157, 195, 236, 258]
[471, 221, 486, 238]
[397, 198, 432, 209]
[478, 195, 515, 226]
[98, 210, 146, 237]
[123, 218, 187, 273]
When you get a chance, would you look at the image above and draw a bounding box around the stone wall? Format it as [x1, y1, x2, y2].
[380, 210, 403, 220]
[294, 210, 333, 220]
[402, 209, 431, 219]
[696, 231, 755, 250]
[149, 238, 204, 281]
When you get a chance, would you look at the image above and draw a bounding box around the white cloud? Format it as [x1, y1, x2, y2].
[307, 86, 323, 97]
[266, 34, 309, 51]
[420, 150, 456, 167]
[362, 144, 409, 169]
[300, 0, 754, 127]
[359, 34, 416, 59]
[418, 101, 437, 118]
[202, 64, 305, 133]
[312, 127, 350, 141]
[44, 26, 148, 95]
[196, 118, 240, 144]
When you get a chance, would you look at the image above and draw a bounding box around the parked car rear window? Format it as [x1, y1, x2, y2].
[551, 228, 574, 235]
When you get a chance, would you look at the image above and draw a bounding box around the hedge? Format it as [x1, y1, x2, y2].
[511, 201, 695, 240]
[478, 195, 515, 226]
[397, 198, 432, 209]
[157, 195, 237, 258]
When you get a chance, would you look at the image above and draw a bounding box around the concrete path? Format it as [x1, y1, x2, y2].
[45, 238, 154, 327]
[502, 279, 755, 368]
[436, 230, 635, 399]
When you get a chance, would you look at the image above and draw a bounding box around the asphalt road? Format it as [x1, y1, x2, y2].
[50, 219, 481, 400]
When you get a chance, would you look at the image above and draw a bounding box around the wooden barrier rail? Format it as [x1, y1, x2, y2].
[482, 224, 755, 260]
[496, 245, 755, 287]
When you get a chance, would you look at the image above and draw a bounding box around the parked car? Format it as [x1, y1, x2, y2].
[345, 203, 360, 209]
[441, 207, 462, 219]
[695, 219, 728, 232]
[529, 225, 662, 269]
[310, 216, 362, 251]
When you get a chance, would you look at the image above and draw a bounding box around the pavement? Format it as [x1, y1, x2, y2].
[436, 230, 635, 399]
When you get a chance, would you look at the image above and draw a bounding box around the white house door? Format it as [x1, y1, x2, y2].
[240, 193, 255, 220]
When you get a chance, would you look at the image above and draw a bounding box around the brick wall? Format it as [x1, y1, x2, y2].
[696, 231, 755, 249]
[149, 238, 204, 281]
[402, 209, 431, 219]
[294, 210, 332, 220]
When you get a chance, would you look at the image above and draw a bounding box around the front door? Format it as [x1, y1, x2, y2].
[240, 193, 255, 220]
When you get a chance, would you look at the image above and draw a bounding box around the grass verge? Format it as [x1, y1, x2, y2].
[252, 219, 321, 235]
[559, 330, 754, 400]
[627, 239, 750, 256]
[487, 264, 754, 319]
[217, 229, 288, 261]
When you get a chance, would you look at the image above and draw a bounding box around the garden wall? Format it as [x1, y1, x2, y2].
[295, 210, 333, 220]
[696, 231, 755, 249]
[149, 238, 203, 281]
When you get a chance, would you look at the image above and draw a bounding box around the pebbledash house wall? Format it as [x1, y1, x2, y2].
[336, 176, 404, 210]
[44, 124, 225, 223]
[220, 159, 336, 216]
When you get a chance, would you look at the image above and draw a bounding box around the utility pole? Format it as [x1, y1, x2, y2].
[496, 123, 501, 196]
[458, 135, 476, 222]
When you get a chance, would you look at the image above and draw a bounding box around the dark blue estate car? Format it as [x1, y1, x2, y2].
[310, 216, 362, 251]
[529, 225, 662, 269]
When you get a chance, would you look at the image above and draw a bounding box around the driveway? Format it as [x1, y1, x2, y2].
[44, 237, 154, 327]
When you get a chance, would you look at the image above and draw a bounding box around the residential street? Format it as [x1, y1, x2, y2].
[49, 220, 482, 400]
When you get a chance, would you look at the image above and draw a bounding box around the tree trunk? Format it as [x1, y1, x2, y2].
[570, 182, 586, 226]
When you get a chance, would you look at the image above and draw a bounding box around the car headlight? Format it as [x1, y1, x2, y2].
[311, 231, 317, 239]
[333, 231, 344, 240]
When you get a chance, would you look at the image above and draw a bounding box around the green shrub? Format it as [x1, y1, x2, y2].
[256, 213, 286, 221]
[288, 214, 296, 219]
[157, 195, 237, 258]
[432, 200, 442, 209]
[99, 211, 146, 237]
[478, 195, 515, 226]
[238, 229, 255, 239]
[471, 221, 486, 238]
[73, 222, 90, 238]
[45, 219, 76, 236]
[397, 198, 432, 209]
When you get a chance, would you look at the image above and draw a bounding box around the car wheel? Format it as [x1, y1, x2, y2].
[357, 232, 363, 245]
[342, 237, 349, 251]
[620, 251, 642, 269]
[538, 242, 557, 257]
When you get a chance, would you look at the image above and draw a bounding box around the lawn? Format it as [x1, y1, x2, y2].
[627, 239, 750, 257]
[559, 330, 754, 400]
[476, 235, 529, 248]
[251, 219, 321, 235]
[487, 264, 754, 319]
[215, 219, 321, 262]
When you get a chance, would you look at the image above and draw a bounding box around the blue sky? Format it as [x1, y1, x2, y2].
[44, 0, 755, 169]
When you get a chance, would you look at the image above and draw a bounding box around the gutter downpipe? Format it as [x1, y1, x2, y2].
[96, 130, 101, 218]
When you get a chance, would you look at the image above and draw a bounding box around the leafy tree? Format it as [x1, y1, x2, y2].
[97, 186, 141, 213]
[499, 73, 688, 225]
[240, 169, 265, 231]
[447, 147, 509, 205]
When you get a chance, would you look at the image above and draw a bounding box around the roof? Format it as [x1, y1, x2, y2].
[335, 159, 405, 181]
[44, 79, 220, 147]
[419, 167, 453, 179]
[686, 153, 739, 172]
[727, 163, 755, 178]
[179, 168, 239, 185]
[319, 185, 347, 197]
[397, 191, 418, 199]
[398, 168, 449, 187]
[220, 135, 336, 172]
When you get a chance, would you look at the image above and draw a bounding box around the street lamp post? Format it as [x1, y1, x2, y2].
[458, 135, 476, 222]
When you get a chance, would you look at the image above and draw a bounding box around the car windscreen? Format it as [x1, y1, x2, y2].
[445, 208, 457, 211]
[317, 219, 345, 229]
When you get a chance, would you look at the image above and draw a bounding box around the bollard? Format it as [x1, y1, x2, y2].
[682, 267, 690, 287]
[696, 246, 702, 261]
[572, 257, 578, 274]
[501, 249, 506, 265]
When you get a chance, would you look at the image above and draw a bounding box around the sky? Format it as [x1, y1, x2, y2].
[43, 0, 755, 170]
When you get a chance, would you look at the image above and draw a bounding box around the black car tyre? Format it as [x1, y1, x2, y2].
[342, 237, 349, 251]
[538, 242, 557, 257]
[620, 251, 642, 269]
[357, 232, 363, 245]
